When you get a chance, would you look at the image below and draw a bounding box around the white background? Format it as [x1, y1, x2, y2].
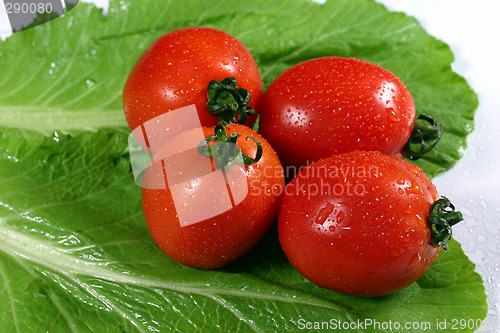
[1, 0, 499, 331]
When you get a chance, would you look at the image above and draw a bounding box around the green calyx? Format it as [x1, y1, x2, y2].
[428, 196, 464, 250]
[206, 77, 256, 124]
[403, 114, 444, 160]
[197, 122, 262, 172]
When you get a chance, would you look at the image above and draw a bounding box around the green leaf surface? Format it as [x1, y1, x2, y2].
[0, 0, 485, 332]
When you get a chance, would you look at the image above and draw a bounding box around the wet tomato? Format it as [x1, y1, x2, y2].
[142, 124, 284, 269]
[260, 57, 416, 172]
[123, 27, 263, 131]
[278, 151, 462, 296]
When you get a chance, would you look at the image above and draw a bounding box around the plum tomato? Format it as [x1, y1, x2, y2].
[142, 124, 284, 269]
[259, 56, 435, 173]
[123, 27, 263, 131]
[278, 151, 463, 296]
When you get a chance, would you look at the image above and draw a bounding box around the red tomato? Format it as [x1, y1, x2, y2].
[142, 124, 284, 269]
[278, 151, 441, 296]
[123, 27, 263, 131]
[259, 57, 415, 172]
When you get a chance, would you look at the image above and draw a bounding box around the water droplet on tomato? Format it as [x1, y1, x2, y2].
[387, 107, 400, 121]
[409, 253, 420, 267]
[406, 165, 420, 175]
[402, 206, 412, 214]
[416, 214, 425, 226]
[315, 203, 335, 225]
[406, 181, 422, 195]
[337, 211, 345, 223]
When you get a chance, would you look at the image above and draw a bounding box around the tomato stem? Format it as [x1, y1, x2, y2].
[198, 121, 262, 171]
[427, 196, 463, 250]
[403, 114, 443, 160]
[206, 77, 256, 124]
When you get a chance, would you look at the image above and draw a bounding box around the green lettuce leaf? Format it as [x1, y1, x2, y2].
[0, 0, 486, 332]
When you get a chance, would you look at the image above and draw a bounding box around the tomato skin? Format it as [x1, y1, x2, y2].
[123, 27, 263, 131]
[142, 124, 284, 269]
[260, 57, 415, 172]
[278, 151, 440, 296]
